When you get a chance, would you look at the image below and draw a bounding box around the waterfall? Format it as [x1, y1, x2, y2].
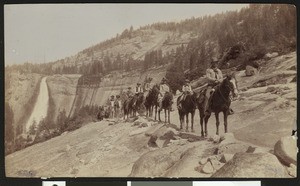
[25, 77, 49, 132]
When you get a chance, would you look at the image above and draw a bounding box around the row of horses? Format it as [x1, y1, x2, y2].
[103, 74, 238, 137]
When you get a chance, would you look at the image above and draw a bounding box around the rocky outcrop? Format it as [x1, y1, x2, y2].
[245, 65, 258, 76]
[129, 145, 190, 177]
[212, 152, 289, 178]
[274, 136, 297, 166]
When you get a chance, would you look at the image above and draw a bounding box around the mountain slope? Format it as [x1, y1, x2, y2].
[5, 52, 296, 178]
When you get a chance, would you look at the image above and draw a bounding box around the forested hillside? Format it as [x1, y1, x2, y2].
[5, 4, 295, 78]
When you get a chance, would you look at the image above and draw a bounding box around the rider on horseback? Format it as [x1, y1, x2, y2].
[135, 83, 143, 95]
[126, 87, 134, 98]
[204, 59, 234, 115]
[158, 77, 170, 111]
[177, 79, 193, 110]
[144, 77, 153, 96]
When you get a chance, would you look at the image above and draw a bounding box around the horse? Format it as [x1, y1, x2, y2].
[197, 74, 238, 137]
[158, 91, 173, 123]
[123, 97, 132, 120]
[134, 93, 145, 116]
[177, 93, 198, 132]
[144, 84, 160, 118]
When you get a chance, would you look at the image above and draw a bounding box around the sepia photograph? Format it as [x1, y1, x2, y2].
[4, 3, 297, 178]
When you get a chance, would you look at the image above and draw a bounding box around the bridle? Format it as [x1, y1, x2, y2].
[218, 78, 237, 104]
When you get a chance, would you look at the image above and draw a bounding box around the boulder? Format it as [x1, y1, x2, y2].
[148, 135, 158, 148]
[213, 135, 221, 143]
[220, 133, 235, 142]
[218, 142, 250, 155]
[218, 133, 250, 154]
[179, 132, 203, 141]
[209, 157, 224, 171]
[212, 153, 289, 177]
[245, 65, 258, 76]
[274, 136, 297, 166]
[264, 52, 279, 59]
[287, 164, 297, 177]
[201, 161, 214, 174]
[219, 154, 234, 163]
[139, 123, 149, 128]
[199, 158, 208, 165]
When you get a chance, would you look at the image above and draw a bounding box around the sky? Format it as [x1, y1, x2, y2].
[4, 4, 248, 65]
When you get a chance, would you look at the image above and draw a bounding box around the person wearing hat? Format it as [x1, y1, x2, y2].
[126, 86, 134, 98]
[110, 95, 115, 106]
[158, 77, 170, 110]
[135, 82, 143, 95]
[204, 59, 223, 115]
[177, 79, 193, 109]
[204, 59, 234, 115]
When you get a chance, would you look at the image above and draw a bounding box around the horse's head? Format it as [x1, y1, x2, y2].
[223, 73, 239, 98]
[137, 93, 144, 103]
[152, 84, 160, 93]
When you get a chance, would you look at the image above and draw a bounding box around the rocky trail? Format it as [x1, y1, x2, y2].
[5, 52, 297, 178]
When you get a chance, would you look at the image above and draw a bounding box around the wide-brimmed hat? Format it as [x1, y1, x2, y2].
[211, 58, 219, 64]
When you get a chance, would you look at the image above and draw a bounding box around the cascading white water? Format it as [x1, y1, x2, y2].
[26, 77, 49, 132]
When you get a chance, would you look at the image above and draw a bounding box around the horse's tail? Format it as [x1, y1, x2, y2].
[162, 92, 173, 109]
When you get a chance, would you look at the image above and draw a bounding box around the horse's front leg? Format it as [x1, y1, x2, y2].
[168, 109, 170, 124]
[204, 113, 210, 137]
[158, 109, 161, 122]
[215, 112, 220, 135]
[155, 106, 157, 120]
[165, 109, 167, 123]
[180, 114, 183, 130]
[191, 111, 195, 133]
[199, 110, 204, 137]
[185, 113, 189, 132]
[223, 110, 228, 133]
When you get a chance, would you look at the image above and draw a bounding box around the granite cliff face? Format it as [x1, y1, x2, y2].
[5, 72, 43, 133]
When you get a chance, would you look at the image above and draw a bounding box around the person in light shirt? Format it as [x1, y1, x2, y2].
[135, 82, 143, 95]
[204, 59, 234, 115]
[177, 79, 193, 109]
[158, 77, 170, 111]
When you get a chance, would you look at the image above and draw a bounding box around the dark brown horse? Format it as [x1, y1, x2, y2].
[123, 97, 132, 120]
[177, 93, 198, 132]
[132, 93, 144, 116]
[197, 75, 238, 136]
[144, 84, 160, 118]
[158, 92, 173, 123]
[123, 93, 144, 119]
